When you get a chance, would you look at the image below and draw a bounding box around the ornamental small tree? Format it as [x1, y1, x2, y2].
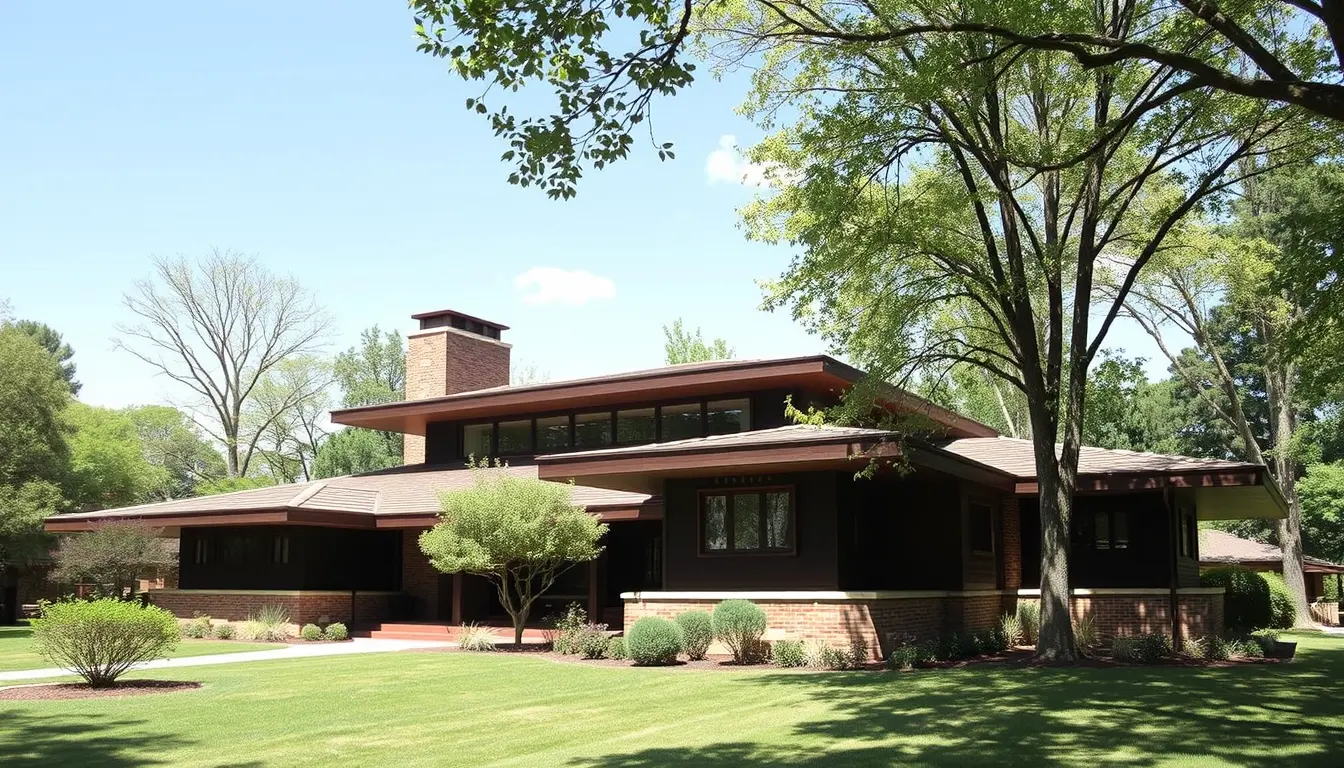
[51, 519, 177, 598]
[419, 462, 606, 647]
[31, 598, 180, 687]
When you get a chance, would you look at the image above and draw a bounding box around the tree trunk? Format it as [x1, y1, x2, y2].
[1026, 394, 1078, 663]
[1265, 351, 1314, 628]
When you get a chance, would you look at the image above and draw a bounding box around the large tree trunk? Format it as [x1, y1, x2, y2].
[1265, 360, 1314, 628]
[1027, 394, 1078, 663]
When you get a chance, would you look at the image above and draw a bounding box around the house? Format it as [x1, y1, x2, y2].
[45, 309, 1287, 654]
[1200, 528, 1342, 625]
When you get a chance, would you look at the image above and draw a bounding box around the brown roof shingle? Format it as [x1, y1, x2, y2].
[935, 436, 1261, 478]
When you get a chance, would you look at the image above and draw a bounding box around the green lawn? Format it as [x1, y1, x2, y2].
[0, 624, 284, 673]
[3, 632, 1343, 767]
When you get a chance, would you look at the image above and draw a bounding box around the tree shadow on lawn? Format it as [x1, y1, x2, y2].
[578, 639, 1344, 767]
[0, 711, 264, 768]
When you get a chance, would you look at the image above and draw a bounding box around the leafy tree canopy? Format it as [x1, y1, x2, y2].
[50, 520, 178, 598]
[194, 475, 277, 497]
[313, 428, 398, 479]
[125, 405, 227, 500]
[12, 319, 80, 394]
[63, 403, 166, 511]
[333, 326, 405, 465]
[663, 318, 733, 365]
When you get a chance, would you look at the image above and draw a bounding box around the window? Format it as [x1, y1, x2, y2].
[707, 399, 750, 435]
[1092, 509, 1131, 550]
[1184, 512, 1197, 558]
[969, 501, 994, 554]
[497, 419, 532, 454]
[271, 536, 290, 565]
[462, 423, 493, 458]
[194, 538, 208, 565]
[616, 408, 656, 444]
[700, 488, 795, 554]
[661, 402, 703, 441]
[537, 416, 571, 451]
[574, 411, 612, 448]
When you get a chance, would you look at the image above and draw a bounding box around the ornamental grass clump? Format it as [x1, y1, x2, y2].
[1073, 614, 1100, 657]
[244, 604, 292, 642]
[457, 622, 497, 652]
[213, 622, 235, 640]
[1016, 602, 1040, 645]
[1112, 632, 1173, 663]
[712, 599, 768, 664]
[183, 614, 212, 639]
[626, 617, 683, 665]
[31, 599, 180, 688]
[675, 610, 713, 661]
[999, 613, 1024, 647]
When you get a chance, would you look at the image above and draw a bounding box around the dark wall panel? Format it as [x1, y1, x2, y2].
[1018, 492, 1175, 589]
[180, 526, 401, 591]
[837, 471, 963, 591]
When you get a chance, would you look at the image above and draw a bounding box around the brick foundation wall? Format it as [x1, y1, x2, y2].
[148, 590, 396, 625]
[402, 529, 439, 619]
[1014, 590, 1224, 642]
[945, 594, 1003, 634]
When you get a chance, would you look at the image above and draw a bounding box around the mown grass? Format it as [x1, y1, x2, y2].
[0, 623, 283, 673]
[2, 632, 1341, 767]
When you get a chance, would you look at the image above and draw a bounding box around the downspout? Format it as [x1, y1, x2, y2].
[1164, 486, 1181, 651]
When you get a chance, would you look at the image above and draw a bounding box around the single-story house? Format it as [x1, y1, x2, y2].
[1200, 528, 1342, 625]
[45, 309, 1287, 655]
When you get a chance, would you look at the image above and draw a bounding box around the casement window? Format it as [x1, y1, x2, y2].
[497, 419, 532, 454]
[573, 411, 612, 448]
[660, 402, 703, 441]
[1093, 509, 1130, 550]
[536, 416, 571, 450]
[700, 488, 794, 555]
[616, 408, 656, 444]
[707, 399, 751, 435]
[1180, 510, 1197, 558]
[194, 538, 208, 565]
[462, 423, 493, 458]
[271, 536, 290, 565]
[969, 501, 994, 555]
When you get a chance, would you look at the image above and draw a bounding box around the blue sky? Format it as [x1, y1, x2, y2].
[0, 2, 1165, 415]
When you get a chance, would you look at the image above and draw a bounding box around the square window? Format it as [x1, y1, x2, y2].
[733, 494, 762, 550]
[616, 408, 656, 444]
[970, 502, 994, 554]
[661, 402, 703, 441]
[462, 423, 493, 458]
[703, 495, 728, 551]
[497, 420, 532, 454]
[574, 412, 612, 448]
[707, 399, 750, 435]
[537, 416, 571, 451]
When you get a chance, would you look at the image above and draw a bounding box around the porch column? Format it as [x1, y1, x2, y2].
[450, 574, 463, 624]
[587, 558, 602, 622]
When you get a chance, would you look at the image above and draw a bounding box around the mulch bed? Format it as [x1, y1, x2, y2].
[0, 680, 202, 701]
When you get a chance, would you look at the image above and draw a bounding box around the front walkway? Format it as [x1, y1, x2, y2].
[0, 636, 451, 683]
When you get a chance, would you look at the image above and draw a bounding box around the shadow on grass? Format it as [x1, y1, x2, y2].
[0, 712, 204, 768]
[578, 635, 1344, 767]
[0, 627, 34, 639]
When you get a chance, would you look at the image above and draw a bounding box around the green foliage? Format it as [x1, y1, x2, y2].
[674, 610, 713, 661]
[457, 622, 498, 652]
[1015, 603, 1040, 645]
[313, 428, 398, 479]
[1112, 633, 1173, 664]
[195, 475, 277, 496]
[323, 622, 348, 642]
[1259, 572, 1297, 629]
[625, 617, 683, 666]
[662, 319, 733, 366]
[1298, 462, 1344, 565]
[1202, 566, 1272, 631]
[804, 639, 867, 670]
[214, 622, 235, 640]
[605, 635, 627, 661]
[1250, 628, 1282, 654]
[63, 402, 165, 509]
[301, 623, 323, 641]
[11, 319, 79, 394]
[50, 519, 177, 598]
[1073, 615, 1100, 657]
[244, 605, 291, 642]
[125, 405, 226, 500]
[712, 599, 768, 664]
[771, 639, 807, 668]
[419, 464, 606, 646]
[577, 624, 611, 659]
[183, 615, 212, 639]
[31, 598, 180, 687]
[1000, 613, 1024, 647]
[548, 603, 588, 654]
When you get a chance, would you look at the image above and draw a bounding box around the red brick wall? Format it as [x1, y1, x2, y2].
[1013, 592, 1224, 643]
[402, 529, 440, 619]
[403, 328, 510, 464]
[148, 591, 394, 625]
[945, 594, 1003, 633]
[1002, 496, 1021, 590]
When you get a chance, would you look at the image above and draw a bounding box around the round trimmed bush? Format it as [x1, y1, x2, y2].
[1201, 566, 1270, 631]
[301, 623, 323, 641]
[625, 617, 683, 666]
[324, 622, 349, 641]
[712, 599, 768, 664]
[1259, 572, 1297, 629]
[675, 610, 713, 661]
[606, 635, 628, 661]
[31, 599, 180, 687]
[771, 639, 807, 668]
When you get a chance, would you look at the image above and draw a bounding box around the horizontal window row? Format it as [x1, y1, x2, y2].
[460, 398, 751, 458]
[700, 487, 795, 556]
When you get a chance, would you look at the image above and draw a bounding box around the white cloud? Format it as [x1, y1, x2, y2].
[705, 135, 795, 188]
[513, 267, 616, 307]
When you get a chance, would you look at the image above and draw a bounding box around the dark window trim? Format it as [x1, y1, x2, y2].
[967, 498, 996, 556]
[696, 485, 797, 557]
[1091, 508, 1131, 551]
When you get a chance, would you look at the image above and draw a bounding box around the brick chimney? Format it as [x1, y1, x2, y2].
[403, 309, 511, 463]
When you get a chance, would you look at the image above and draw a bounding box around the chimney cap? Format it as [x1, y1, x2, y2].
[410, 308, 510, 332]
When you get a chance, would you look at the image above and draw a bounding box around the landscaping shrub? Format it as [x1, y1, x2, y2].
[606, 636, 627, 661]
[213, 622, 235, 640]
[183, 614, 211, 639]
[937, 632, 968, 662]
[999, 613, 1024, 647]
[548, 603, 587, 655]
[1259, 572, 1296, 629]
[801, 639, 866, 669]
[771, 639, 807, 668]
[1111, 633, 1172, 664]
[301, 623, 323, 641]
[1201, 566, 1271, 631]
[244, 604, 292, 642]
[625, 617, 683, 666]
[1205, 635, 1232, 661]
[324, 622, 348, 641]
[31, 598, 180, 687]
[978, 628, 1008, 655]
[577, 623, 610, 659]
[1251, 628, 1282, 654]
[1073, 614, 1099, 657]
[1228, 634, 1265, 658]
[888, 641, 921, 671]
[675, 610, 713, 661]
[712, 599, 768, 664]
[457, 622, 497, 652]
[1016, 602, 1040, 645]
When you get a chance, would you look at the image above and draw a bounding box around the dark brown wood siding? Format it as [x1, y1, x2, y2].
[179, 526, 402, 591]
[837, 471, 963, 591]
[1019, 492, 1175, 589]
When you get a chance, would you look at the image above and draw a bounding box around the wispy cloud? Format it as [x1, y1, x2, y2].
[705, 135, 794, 188]
[513, 267, 616, 307]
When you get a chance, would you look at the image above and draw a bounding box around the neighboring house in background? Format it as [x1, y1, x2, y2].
[1200, 528, 1343, 625]
[46, 309, 1287, 655]
[0, 558, 60, 623]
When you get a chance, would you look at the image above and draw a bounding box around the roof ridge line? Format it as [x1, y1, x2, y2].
[287, 481, 328, 509]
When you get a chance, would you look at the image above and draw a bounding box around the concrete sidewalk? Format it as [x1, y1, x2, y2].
[0, 636, 452, 683]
